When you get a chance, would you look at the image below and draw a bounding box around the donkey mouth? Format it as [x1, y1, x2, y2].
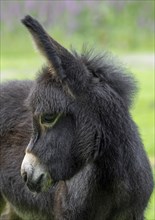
[25, 173, 54, 193]
[27, 181, 41, 193]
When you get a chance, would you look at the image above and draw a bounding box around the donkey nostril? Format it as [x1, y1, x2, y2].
[22, 172, 28, 183]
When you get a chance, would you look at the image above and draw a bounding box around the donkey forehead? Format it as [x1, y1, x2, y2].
[28, 81, 73, 114]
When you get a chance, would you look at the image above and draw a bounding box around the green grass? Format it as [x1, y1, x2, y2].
[131, 68, 154, 158]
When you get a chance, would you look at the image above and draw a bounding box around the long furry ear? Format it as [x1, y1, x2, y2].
[22, 15, 90, 97]
[21, 15, 68, 79]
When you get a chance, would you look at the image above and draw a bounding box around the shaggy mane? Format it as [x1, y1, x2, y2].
[72, 48, 138, 108]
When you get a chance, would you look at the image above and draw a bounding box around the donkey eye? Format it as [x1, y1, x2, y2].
[40, 113, 61, 127]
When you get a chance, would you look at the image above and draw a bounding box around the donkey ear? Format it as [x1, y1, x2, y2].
[22, 15, 89, 97]
[21, 15, 68, 79]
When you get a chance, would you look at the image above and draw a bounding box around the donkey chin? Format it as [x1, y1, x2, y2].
[21, 152, 52, 193]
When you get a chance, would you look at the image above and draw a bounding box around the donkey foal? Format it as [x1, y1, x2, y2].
[0, 15, 154, 220]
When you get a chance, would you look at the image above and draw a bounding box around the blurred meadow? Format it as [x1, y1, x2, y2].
[0, 1, 154, 219]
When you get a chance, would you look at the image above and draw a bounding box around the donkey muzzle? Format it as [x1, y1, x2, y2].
[21, 152, 52, 193]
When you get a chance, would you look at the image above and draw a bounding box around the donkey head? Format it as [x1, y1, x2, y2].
[21, 16, 136, 193]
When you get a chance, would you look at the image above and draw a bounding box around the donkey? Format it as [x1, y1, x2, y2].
[20, 16, 153, 219]
[0, 15, 153, 220]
